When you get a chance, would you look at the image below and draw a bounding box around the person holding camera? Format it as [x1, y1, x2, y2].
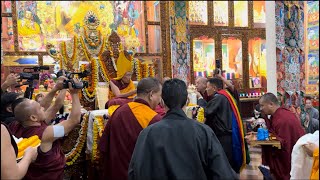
[8, 78, 82, 180]
[1, 73, 20, 95]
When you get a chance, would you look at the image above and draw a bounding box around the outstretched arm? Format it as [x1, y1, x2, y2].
[216, 73, 234, 92]
[40, 79, 81, 153]
[1, 125, 38, 179]
[110, 80, 136, 98]
[40, 76, 66, 110]
[44, 89, 67, 124]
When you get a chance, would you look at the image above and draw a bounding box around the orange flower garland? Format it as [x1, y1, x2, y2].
[65, 114, 89, 166]
[91, 115, 105, 162]
[60, 36, 77, 70]
[133, 58, 141, 81]
[80, 34, 110, 101]
[149, 64, 155, 77]
[142, 63, 149, 78]
[97, 54, 110, 82]
[81, 59, 98, 102]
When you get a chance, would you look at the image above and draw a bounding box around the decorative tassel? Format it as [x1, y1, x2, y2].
[286, 2, 293, 20]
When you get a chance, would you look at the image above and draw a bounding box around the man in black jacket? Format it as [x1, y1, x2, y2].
[128, 78, 237, 180]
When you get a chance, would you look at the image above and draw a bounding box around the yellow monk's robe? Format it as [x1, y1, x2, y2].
[106, 51, 136, 113]
[106, 79, 136, 116]
[311, 148, 319, 180]
[108, 79, 136, 100]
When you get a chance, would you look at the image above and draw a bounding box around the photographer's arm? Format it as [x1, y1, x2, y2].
[110, 80, 136, 98]
[216, 74, 234, 92]
[40, 80, 81, 153]
[40, 76, 66, 110]
[44, 89, 67, 124]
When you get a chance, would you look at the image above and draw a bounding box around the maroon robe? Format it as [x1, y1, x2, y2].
[9, 121, 65, 180]
[105, 97, 132, 109]
[200, 90, 213, 102]
[261, 107, 305, 180]
[98, 98, 162, 180]
[154, 104, 166, 116]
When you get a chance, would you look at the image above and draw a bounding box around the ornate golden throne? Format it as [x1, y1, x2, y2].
[46, 11, 155, 110]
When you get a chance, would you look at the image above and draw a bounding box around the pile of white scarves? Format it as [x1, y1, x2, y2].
[290, 130, 319, 179]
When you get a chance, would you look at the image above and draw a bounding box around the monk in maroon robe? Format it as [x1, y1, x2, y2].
[98, 77, 163, 180]
[9, 78, 82, 180]
[254, 93, 305, 180]
[195, 77, 213, 102]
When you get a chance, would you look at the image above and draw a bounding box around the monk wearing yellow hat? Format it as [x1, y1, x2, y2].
[106, 51, 137, 114]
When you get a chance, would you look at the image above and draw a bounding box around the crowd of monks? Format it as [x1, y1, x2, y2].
[1, 50, 319, 180]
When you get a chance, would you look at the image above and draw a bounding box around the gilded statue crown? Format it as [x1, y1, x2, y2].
[84, 11, 100, 30]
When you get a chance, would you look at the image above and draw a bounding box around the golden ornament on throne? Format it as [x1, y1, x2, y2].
[47, 10, 156, 104]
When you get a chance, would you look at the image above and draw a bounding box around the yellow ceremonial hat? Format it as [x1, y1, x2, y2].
[114, 51, 133, 80]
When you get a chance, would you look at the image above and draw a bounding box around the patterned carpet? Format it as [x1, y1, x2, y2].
[240, 146, 264, 180]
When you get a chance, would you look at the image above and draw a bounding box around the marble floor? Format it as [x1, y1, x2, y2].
[240, 146, 264, 180]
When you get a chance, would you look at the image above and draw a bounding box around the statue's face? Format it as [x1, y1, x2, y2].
[25, 11, 32, 19]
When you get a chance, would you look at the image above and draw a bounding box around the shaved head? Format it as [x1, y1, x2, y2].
[259, 93, 280, 115]
[260, 93, 279, 105]
[14, 99, 38, 122]
[196, 77, 207, 84]
[195, 77, 208, 92]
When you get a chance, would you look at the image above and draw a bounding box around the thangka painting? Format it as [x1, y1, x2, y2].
[307, 53, 319, 85]
[306, 1, 319, 94]
[170, 1, 191, 83]
[15, 1, 146, 52]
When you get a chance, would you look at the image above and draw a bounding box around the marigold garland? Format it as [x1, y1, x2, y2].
[80, 62, 98, 102]
[149, 65, 155, 77]
[65, 114, 89, 166]
[60, 36, 77, 70]
[91, 115, 105, 162]
[97, 54, 110, 82]
[141, 63, 149, 78]
[133, 59, 141, 81]
[197, 107, 205, 123]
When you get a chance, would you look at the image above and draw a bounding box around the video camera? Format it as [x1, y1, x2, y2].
[17, 66, 50, 99]
[19, 66, 49, 81]
[56, 69, 90, 89]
